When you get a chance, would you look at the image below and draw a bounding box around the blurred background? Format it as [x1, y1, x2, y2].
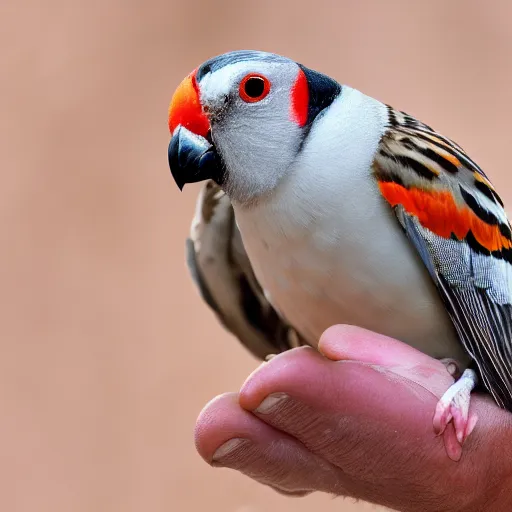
[1, 0, 511, 510]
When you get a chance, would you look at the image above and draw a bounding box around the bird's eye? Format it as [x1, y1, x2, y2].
[239, 74, 271, 103]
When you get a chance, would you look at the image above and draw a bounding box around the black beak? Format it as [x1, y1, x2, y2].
[168, 126, 224, 190]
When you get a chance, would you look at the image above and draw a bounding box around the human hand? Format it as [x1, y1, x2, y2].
[195, 326, 512, 511]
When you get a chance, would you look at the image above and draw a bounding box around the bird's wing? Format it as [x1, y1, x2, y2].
[185, 180, 305, 360]
[374, 105, 512, 409]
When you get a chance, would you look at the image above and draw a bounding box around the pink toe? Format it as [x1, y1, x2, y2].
[433, 403, 452, 436]
[452, 407, 469, 445]
[443, 424, 463, 462]
[463, 413, 479, 443]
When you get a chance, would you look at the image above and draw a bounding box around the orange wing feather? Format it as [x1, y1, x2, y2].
[378, 181, 512, 253]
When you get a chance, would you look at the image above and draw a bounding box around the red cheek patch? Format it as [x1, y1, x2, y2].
[290, 68, 309, 127]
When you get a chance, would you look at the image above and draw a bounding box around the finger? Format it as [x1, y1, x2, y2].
[194, 392, 348, 496]
[319, 324, 443, 368]
[238, 347, 469, 507]
[239, 346, 448, 460]
[319, 325, 454, 396]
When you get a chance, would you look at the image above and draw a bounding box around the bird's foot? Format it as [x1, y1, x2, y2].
[433, 368, 478, 459]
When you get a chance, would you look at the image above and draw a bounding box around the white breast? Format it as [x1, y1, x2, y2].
[233, 87, 467, 363]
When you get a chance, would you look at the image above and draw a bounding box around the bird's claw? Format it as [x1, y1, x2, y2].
[433, 368, 478, 458]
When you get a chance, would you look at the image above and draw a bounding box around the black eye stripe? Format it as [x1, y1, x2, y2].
[244, 77, 265, 98]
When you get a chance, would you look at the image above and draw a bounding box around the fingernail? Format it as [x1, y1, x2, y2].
[212, 438, 247, 463]
[255, 392, 288, 414]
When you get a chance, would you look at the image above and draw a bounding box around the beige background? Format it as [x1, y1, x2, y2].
[1, 1, 511, 511]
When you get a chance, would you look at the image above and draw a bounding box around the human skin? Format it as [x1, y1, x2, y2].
[194, 325, 512, 511]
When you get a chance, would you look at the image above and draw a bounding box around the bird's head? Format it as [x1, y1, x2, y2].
[167, 50, 341, 204]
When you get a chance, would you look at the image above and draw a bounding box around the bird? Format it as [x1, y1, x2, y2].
[167, 50, 512, 457]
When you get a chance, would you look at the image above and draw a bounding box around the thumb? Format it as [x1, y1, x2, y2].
[318, 324, 454, 397]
